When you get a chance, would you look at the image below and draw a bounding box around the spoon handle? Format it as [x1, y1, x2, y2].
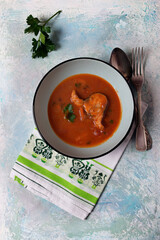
[145, 126, 152, 150]
[135, 90, 147, 151]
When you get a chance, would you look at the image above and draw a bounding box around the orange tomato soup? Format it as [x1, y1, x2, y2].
[48, 74, 122, 147]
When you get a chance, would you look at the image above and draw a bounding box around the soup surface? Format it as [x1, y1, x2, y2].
[48, 74, 122, 147]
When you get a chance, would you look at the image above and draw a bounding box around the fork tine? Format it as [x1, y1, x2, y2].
[138, 47, 140, 75]
[141, 47, 144, 76]
[132, 48, 134, 74]
[135, 47, 137, 76]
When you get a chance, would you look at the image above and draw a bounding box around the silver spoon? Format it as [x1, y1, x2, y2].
[110, 47, 152, 150]
[110, 47, 132, 81]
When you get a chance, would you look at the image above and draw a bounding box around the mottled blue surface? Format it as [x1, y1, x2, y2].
[0, 0, 160, 239]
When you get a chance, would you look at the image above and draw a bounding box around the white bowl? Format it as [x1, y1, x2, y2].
[33, 58, 134, 159]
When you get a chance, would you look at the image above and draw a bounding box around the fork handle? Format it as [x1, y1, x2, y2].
[136, 123, 147, 151]
[136, 90, 147, 151]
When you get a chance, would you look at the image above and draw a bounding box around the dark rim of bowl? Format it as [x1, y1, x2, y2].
[33, 57, 135, 160]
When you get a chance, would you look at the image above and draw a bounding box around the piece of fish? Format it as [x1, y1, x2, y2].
[71, 90, 83, 107]
[71, 90, 108, 130]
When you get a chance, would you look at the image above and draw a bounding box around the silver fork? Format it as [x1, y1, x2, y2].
[131, 47, 148, 151]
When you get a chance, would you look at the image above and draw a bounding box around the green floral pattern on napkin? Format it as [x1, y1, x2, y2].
[22, 132, 111, 193]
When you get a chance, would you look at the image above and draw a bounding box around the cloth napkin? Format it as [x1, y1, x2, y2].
[10, 103, 147, 220]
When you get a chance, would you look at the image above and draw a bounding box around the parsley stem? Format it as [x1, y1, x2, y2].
[43, 10, 62, 26]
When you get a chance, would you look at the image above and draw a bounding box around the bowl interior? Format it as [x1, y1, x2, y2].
[33, 58, 134, 159]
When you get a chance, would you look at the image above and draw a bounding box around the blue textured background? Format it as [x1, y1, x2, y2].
[0, 0, 160, 239]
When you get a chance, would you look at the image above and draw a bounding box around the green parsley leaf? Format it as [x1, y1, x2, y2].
[63, 104, 76, 122]
[41, 26, 51, 33]
[24, 10, 62, 58]
[63, 104, 73, 113]
[24, 15, 41, 36]
[31, 38, 48, 58]
[63, 104, 70, 113]
[26, 15, 40, 26]
[68, 113, 76, 122]
[67, 104, 73, 113]
[45, 39, 55, 52]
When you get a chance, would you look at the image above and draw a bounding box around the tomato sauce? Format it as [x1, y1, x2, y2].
[48, 74, 122, 147]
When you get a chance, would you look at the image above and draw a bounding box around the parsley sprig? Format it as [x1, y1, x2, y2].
[24, 10, 62, 58]
[63, 104, 76, 122]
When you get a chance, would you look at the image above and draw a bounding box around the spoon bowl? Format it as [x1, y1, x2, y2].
[110, 47, 132, 81]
